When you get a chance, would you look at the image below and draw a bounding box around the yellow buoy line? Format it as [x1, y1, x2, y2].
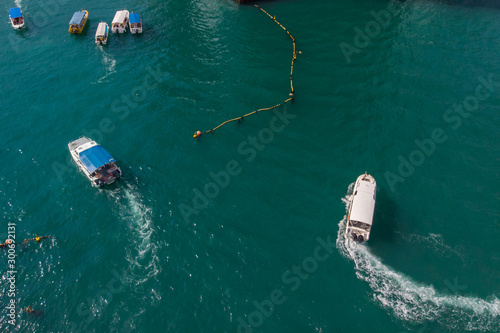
[0, 235, 52, 248]
[193, 5, 299, 139]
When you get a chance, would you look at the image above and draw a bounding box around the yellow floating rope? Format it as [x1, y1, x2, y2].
[0, 235, 52, 248]
[22, 235, 52, 244]
[194, 5, 299, 139]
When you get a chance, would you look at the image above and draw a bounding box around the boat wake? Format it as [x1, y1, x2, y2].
[107, 183, 159, 286]
[15, 0, 22, 8]
[336, 189, 500, 331]
[94, 48, 117, 84]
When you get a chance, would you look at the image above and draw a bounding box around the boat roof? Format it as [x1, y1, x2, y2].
[96, 22, 108, 36]
[69, 11, 85, 25]
[9, 7, 22, 19]
[79, 145, 116, 173]
[112, 10, 129, 24]
[349, 180, 376, 225]
[129, 13, 141, 24]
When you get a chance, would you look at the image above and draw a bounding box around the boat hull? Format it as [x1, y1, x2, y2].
[129, 24, 142, 34]
[111, 27, 126, 33]
[10, 21, 25, 29]
[95, 38, 108, 45]
[10, 17, 25, 30]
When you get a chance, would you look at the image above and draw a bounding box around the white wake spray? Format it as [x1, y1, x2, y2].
[107, 183, 159, 285]
[336, 188, 500, 331]
[94, 47, 117, 84]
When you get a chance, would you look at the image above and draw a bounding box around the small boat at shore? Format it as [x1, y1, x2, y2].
[68, 137, 121, 187]
[9, 8, 25, 30]
[111, 10, 129, 33]
[129, 13, 142, 34]
[345, 172, 376, 243]
[69, 10, 88, 34]
[95, 22, 109, 45]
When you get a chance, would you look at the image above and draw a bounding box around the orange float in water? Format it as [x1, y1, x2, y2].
[5, 239, 12, 245]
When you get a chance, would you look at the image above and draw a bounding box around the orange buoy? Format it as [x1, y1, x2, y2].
[5, 239, 12, 245]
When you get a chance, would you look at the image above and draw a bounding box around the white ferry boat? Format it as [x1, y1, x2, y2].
[129, 13, 142, 34]
[346, 172, 376, 243]
[68, 137, 121, 187]
[95, 22, 109, 45]
[111, 10, 129, 33]
[9, 8, 25, 30]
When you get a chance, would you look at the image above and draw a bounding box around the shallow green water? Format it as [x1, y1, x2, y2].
[1, 0, 500, 332]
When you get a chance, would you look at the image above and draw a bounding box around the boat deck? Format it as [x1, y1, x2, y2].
[99, 166, 112, 179]
[68, 137, 91, 150]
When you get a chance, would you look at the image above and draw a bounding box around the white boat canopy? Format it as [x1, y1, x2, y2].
[96, 22, 108, 36]
[112, 10, 128, 24]
[349, 181, 376, 225]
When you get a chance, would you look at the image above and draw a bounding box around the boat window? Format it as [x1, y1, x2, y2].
[349, 220, 371, 231]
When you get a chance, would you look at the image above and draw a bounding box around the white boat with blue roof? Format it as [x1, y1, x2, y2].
[9, 7, 25, 30]
[68, 137, 121, 187]
[129, 12, 142, 34]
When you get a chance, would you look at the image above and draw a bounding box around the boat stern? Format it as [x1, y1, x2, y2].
[345, 224, 371, 243]
[92, 164, 122, 187]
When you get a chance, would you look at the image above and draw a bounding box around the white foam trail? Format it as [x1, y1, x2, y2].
[15, 0, 21, 8]
[107, 184, 159, 285]
[94, 48, 117, 84]
[336, 187, 500, 331]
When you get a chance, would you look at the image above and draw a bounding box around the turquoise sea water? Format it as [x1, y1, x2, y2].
[1, 0, 500, 332]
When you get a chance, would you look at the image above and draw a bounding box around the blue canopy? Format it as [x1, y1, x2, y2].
[9, 7, 22, 19]
[79, 145, 116, 173]
[129, 13, 141, 24]
[69, 11, 85, 25]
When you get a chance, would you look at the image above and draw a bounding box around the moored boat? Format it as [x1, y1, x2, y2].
[68, 137, 121, 187]
[111, 10, 129, 33]
[9, 7, 25, 30]
[129, 12, 142, 34]
[345, 172, 377, 243]
[95, 22, 109, 45]
[69, 10, 89, 34]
